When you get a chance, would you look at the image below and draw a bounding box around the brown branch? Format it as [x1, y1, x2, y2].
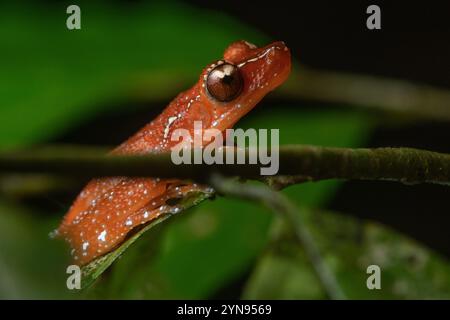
[0, 145, 449, 187]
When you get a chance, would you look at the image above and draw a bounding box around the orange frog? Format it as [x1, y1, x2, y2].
[55, 40, 291, 265]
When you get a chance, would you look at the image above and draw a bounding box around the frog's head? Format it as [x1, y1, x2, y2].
[200, 40, 291, 131]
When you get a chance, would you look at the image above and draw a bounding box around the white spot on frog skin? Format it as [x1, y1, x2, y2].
[243, 40, 257, 49]
[163, 116, 178, 139]
[82, 241, 89, 251]
[125, 219, 132, 226]
[143, 211, 149, 218]
[237, 45, 281, 68]
[98, 230, 107, 242]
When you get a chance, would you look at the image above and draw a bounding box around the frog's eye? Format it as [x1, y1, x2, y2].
[206, 63, 243, 102]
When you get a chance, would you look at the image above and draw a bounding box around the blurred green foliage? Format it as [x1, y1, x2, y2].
[0, 0, 264, 148]
[0, 0, 449, 299]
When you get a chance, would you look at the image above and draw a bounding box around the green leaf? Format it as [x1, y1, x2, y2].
[242, 208, 450, 299]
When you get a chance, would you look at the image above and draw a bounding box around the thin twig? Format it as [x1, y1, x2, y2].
[0, 145, 449, 186]
[210, 174, 346, 300]
[279, 65, 450, 121]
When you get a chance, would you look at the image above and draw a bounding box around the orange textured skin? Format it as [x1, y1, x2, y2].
[56, 40, 291, 265]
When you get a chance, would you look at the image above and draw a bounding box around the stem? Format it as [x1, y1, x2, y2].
[279, 65, 450, 121]
[210, 174, 346, 300]
[0, 145, 449, 186]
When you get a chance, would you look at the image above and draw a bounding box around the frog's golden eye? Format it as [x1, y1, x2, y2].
[206, 63, 243, 102]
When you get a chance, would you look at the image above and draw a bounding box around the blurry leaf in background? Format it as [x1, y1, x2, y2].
[243, 209, 450, 299]
[0, 200, 71, 299]
[0, 0, 265, 148]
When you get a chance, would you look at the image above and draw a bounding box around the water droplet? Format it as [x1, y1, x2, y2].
[48, 229, 59, 239]
[170, 207, 181, 214]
